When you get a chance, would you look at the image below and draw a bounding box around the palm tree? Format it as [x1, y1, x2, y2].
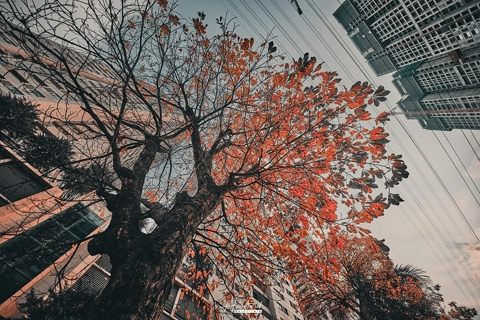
[378, 264, 441, 319]
[394, 264, 433, 286]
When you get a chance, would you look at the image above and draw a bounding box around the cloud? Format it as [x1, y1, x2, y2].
[463, 242, 480, 281]
[468, 158, 480, 180]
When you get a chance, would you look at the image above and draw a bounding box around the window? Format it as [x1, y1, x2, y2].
[0, 203, 106, 303]
[7, 86, 22, 95]
[8, 69, 28, 83]
[49, 78, 63, 90]
[95, 254, 112, 273]
[1, 79, 22, 95]
[164, 284, 179, 313]
[45, 87, 60, 99]
[0, 56, 9, 68]
[253, 289, 270, 307]
[70, 264, 109, 293]
[31, 74, 47, 86]
[31, 89, 45, 98]
[174, 289, 208, 320]
[17, 61, 28, 70]
[279, 292, 284, 300]
[261, 310, 274, 320]
[1, 35, 16, 45]
[277, 303, 288, 315]
[0, 150, 50, 205]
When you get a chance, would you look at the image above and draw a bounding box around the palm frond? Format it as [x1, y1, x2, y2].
[394, 264, 433, 286]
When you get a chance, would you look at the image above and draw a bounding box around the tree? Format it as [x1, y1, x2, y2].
[0, 1, 408, 319]
[22, 133, 74, 172]
[442, 302, 478, 320]
[296, 236, 477, 320]
[0, 91, 73, 172]
[14, 288, 95, 320]
[0, 92, 39, 139]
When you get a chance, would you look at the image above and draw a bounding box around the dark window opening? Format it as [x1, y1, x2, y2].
[174, 289, 208, 320]
[8, 69, 28, 83]
[31, 89, 45, 98]
[0, 155, 50, 204]
[164, 284, 179, 313]
[253, 289, 270, 307]
[31, 74, 47, 86]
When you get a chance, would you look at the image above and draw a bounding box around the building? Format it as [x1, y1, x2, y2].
[0, 141, 110, 317]
[72, 254, 303, 320]
[333, 0, 480, 75]
[333, 0, 480, 130]
[0, 21, 304, 320]
[392, 44, 480, 130]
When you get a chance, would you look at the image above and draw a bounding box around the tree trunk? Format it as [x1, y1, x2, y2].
[85, 189, 221, 320]
[87, 239, 186, 319]
[357, 293, 372, 320]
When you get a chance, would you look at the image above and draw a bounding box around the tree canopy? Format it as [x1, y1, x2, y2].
[0, 0, 409, 318]
[0, 91, 73, 172]
[296, 236, 478, 320]
[13, 289, 96, 320]
[0, 93, 39, 139]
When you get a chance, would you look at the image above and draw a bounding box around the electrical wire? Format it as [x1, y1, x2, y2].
[217, 0, 480, 303]
[316, 0, 480, 242]
[300, 0, 480, 297]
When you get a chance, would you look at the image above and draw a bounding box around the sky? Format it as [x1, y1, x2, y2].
[1, 0, 478, 315]
[175, 0, 480, 312]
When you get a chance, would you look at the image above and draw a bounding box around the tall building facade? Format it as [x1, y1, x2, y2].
[0, 23, 113, 320]
[0, 22, 304, 320]
[392, 44, 480, 130]
[334, 0, 480, 130]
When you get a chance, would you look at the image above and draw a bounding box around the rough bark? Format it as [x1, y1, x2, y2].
[358, 295, 371, 320]
[86, 216, 190, 319]
[85, 179, 222, 319]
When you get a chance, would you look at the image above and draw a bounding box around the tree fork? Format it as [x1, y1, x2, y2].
[85, 193, 219, 320]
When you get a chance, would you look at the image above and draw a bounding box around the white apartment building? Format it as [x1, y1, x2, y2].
[334, 0, 480, 130]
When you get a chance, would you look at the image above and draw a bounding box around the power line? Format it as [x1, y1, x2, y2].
[320, 0, 480, 242]
[301, 0, 480, 297]
[220, 0, 480, 302]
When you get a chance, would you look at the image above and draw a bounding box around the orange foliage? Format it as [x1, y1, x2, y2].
[197, 38, 407, 288]
[14, 0, 408, 311]
[296, 236, 440, 319]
